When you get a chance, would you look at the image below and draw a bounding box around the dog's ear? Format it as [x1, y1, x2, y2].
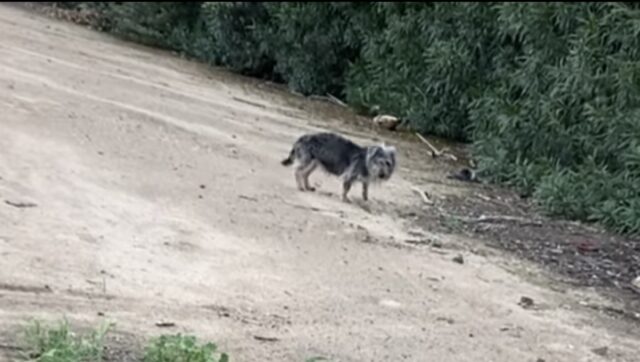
[383, 145, 396, 155]
[383, 145, 397, 166]
[366, 146, 380, 162]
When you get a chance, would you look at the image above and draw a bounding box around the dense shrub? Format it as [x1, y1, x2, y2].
[198, 2, 274, 76]
[43, 2, 640, 235]
[104, 2, 202, 51]
[470, 2, 640, 234]
[265, 3, 363, 96]
[346, 3, 502, 140]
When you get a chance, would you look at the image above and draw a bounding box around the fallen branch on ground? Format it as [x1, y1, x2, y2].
[5, 200, 37, 208]
[253, 335, 279, 342]
[459, 214, 544, 227]
[309, 94, 347, 107]
[327, 93, 347, 107]
[415, 133, 458, 161]
[411, 186, 433, 205]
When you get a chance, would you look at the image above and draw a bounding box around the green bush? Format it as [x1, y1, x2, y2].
[198, 2, 274, 76]
[20, 319, 113, 362]
[265, 3, 363, 96]
[470, 2, 640, 234]
[346, 3, 501, 141]
[39, 2, 640, 235]
[143, 334, 228, 362]
[105, 2, 202, 51]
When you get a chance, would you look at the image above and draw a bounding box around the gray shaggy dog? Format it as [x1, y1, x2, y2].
[281, 132, 397, 202]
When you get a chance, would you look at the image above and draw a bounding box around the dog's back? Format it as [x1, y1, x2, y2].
[283, 132, 365, 176]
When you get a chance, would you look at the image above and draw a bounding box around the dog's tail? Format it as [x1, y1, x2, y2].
[281, 147, 295, 166]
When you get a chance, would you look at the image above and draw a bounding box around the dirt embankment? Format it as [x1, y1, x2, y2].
[1, 4, 639, 362]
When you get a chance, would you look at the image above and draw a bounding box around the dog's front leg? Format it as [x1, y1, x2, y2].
[362, 181, 369, 201]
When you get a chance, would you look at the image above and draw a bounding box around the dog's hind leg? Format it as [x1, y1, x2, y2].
[301, 160, 319, 192]
[295, 158, 316, 192]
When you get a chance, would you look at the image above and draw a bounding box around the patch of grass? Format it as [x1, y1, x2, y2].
[143, 334, 228, 362]
[440, 215, 465, 233]
[20, 318, 113, 362]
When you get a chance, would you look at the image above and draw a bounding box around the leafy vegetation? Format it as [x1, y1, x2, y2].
[18, 319, 230, 362]
[20, 319, 112, 362]
[143, 334, 228, 362]
[49, 2, 640, 235]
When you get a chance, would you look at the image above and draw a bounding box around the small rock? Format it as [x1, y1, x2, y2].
[591, 346, 608, 357]
[447, 168, 479, 183]
[97, 311, 104, 316]
[372, 114, 401, 130]
[199, 184, 206, 189]
[436, 317, 455, 324]
[431, 240, 443, 248]
[452, 254, 464, 264]
[518, 296, 535, 309]
[536, 359, 545, 362]
[632, 276, 640, 293]
[379, 299, 402, 309]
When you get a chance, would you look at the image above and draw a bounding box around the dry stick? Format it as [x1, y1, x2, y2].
[411, 186, 433, 205]
[5, 200, 37, 208]
[327, 93, 347, 107]
[308, 94, 348, 108]
[415, 133, 458, 161]
[253, 335, 279, 342]
[460, 214, 544, 227]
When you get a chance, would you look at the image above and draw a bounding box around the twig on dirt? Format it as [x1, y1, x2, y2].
[0, 344, 24, 351]
[309, 94, 347, 108]
[327, 93, 347, 107]
[238, 195, 258, 202]
[411, 186, 433, 205]
[253, 335, 279, 342]
[579, 302, 640, 321]
[439, 211, 544, 228]
[282, 201, 345, 216]
[4, 200, 37, 208]
[415, 133, 458, 161]
[464, 215, 544, 227]
[231, 96, 267, 109]
[155, 321, 176, 328]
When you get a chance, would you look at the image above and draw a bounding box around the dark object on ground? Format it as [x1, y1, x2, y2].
[5, 200, 38, 208]
[447, 168, 479, 183]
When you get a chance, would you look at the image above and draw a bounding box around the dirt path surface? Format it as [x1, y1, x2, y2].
[1, 5, 639, 362]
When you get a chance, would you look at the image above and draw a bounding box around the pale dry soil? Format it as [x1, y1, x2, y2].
[0, 5, 638, 362]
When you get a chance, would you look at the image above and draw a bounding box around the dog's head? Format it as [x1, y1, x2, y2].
[365, 143, 397, 181]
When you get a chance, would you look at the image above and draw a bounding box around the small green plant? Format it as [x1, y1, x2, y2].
[143, 334, 229, 362]
[20, 318, 113, 362]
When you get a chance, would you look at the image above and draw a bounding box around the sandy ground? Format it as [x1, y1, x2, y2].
[0, 5, 639, 362]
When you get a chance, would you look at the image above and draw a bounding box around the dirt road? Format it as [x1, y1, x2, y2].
[0, 5, 638, 361]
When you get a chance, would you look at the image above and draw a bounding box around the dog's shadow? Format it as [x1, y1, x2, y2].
[315, 189, 373, 214]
